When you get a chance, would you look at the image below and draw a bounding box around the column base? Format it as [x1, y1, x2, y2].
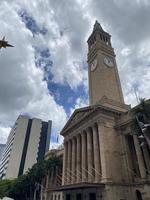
[101, 178, 113, 183]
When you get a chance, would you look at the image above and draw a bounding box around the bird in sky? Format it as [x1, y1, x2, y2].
[0, 36, 14, 49]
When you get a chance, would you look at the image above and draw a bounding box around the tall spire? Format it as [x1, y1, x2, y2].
[93, 20, 104, 31]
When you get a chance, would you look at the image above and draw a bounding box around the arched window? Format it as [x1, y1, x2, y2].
[136, 190, 143, 200]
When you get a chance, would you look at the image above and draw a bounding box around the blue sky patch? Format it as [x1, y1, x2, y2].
[19, 10, 48, 36]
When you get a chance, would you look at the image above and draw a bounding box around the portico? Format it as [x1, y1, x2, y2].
[62, 122, 102, 185]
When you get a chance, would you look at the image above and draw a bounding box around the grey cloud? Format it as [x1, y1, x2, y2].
[48, 0, 90, 57]
[0, 1, 68, 144]
[89, 0, 150, 45]
[1, 0, 150, 144]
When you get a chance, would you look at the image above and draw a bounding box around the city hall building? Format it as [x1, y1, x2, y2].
[43, 21, 150, 200]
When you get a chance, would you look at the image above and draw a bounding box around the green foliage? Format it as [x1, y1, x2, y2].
[27, 160, 48, 183]
[0, 153, 62, 199]
[8, 175, 31, 199]
[46, 154, 62, 170]
[0, 179, 13, 198]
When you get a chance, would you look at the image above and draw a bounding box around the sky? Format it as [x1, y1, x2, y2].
[0, 0, 150, 148]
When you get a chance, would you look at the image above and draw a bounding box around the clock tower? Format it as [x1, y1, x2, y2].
[87, 21, 124, 105]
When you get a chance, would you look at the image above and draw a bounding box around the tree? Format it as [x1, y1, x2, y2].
[0, 153, 62, 200]
[131, 98, 150, 148]
[0, 179, 13, 198]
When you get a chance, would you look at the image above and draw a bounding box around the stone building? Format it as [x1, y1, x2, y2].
[44, 21, 150, 200]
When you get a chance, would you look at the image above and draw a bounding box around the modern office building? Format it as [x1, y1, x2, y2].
[0, 144, 6, 162]
[0, 115, 52, 179]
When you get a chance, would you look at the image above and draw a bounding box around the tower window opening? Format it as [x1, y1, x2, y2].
[100, 34, 102, 40]
[106, 37, 109, 45]
[103, 35, 105, 41]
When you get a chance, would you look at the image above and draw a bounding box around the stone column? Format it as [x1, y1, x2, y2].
[76, 134, 81, 183]
[81, 131, 87, 182]
[46, 171, 50, 188]
[50, 167, 54, 186]
[92, 124, 101, 182]
[71, 137, 76, 183]
[97, 121, 111, 182]
[142, 145, 150, 175]
[133, 135, 146, 179]
[45, 172, 50, 200]
[67, 140, 72, 184]
[87, 128, 93, 182]
[62, 141, 68, 185]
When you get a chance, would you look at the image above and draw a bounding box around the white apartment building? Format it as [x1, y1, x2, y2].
[0, 115, 52, 179]
[0, 144, 6, 162]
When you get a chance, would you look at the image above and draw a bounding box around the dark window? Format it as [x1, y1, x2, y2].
[136, 190, 143, 200]
[66, 194, 71, 200]
[37, 121, 48, 161]
[76, 193, 82, 200]
[89, 193, 96, 200]
[18, 119, 32, 176]
[100, 34, 102, 40]
[103, 35, 105, 41]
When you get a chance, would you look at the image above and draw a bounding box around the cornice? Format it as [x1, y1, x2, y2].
[87, 44, 115, 62]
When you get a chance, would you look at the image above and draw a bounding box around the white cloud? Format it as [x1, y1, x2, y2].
[12, 0, 90, 90]
[0, 1, 67, 144]
[0, 126, 11, 144]
[1, 0, 150, 145]
[121, 48, 132, 56]
[70, 97, 88, 115]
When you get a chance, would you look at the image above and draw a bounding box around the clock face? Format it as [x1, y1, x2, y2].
[91, 58, 97, 71]
[104, 56, 114, 68]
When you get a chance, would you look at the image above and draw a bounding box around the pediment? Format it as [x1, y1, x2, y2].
[60, 97, 130, 136]
[60, 106, 93, 135]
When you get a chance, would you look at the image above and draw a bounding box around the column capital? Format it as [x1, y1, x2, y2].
[64, 140, 68, 145]
[92, 123, 97, 131]
[86, 127, 92, 134]
[97, 120, 106, 126]
[72, 136, 76, 141]
[81, 130, 86, 137]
